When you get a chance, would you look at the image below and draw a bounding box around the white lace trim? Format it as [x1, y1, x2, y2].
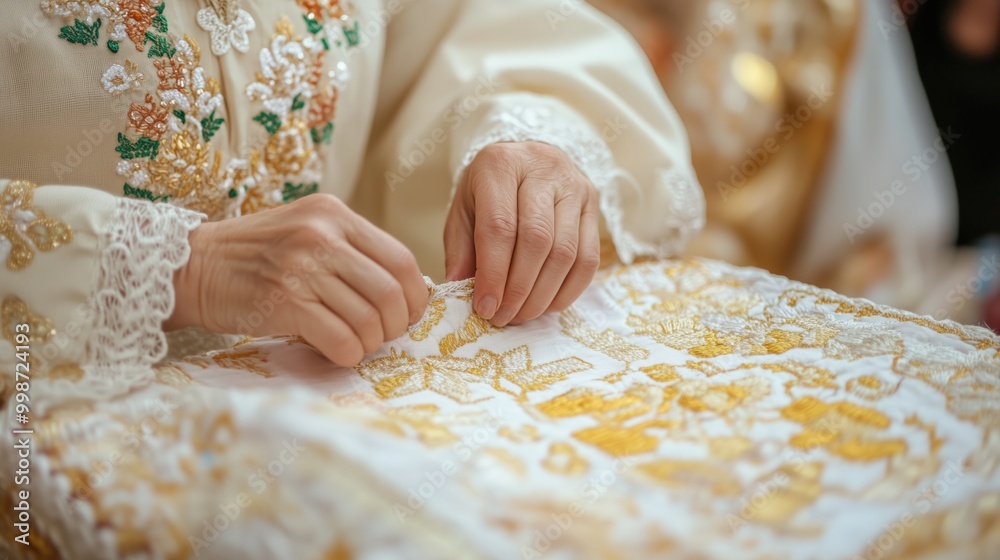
[635, 167, 706, 261]
[40, 199, 203, 410]
[454, 104, 705, 263]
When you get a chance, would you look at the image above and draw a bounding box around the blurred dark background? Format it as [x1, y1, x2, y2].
[907, 0, 1000, 246]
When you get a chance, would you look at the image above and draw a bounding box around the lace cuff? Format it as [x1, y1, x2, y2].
[453, 103, 704, 263]
[42, 199, 203, 409]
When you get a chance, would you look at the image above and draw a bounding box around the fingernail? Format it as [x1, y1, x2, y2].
[477, 295, 498, 319]
[491, 307, 514, 327]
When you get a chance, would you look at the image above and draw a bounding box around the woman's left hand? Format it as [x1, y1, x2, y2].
[444, 141, 602, 327]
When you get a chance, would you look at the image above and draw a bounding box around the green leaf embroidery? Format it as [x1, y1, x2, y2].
[303, 15, 324, 35]
[282, 182, 319, 202]
[152, 14, 168, 33]
[58, 19, 101, 46]
[173, 109, 186, 124]
[253, 111, 282, 135]
[123, 183, 170, 202]
[201, 110, 224, 142]
[107, 40, 119, 53]
[310, 122, 334, 145]
[282, 182, 318, 202]
[144, 31, 175, 58]
[343, 21, 360, 47]
[116, 133, 160, 160]
[150, 5, 169, 34]
[291, 94, 306, 111]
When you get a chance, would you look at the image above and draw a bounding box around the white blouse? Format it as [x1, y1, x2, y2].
[0, 0, 703, 409]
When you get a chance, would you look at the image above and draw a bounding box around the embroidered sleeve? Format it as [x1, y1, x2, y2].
[0, 180, 203, 413]
[69, 196, 203, 405]
[0, 180, 74, 271]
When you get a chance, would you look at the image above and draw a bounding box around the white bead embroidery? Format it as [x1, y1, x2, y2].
[100, 60, 144, 95]
[196, 1, 256, 56]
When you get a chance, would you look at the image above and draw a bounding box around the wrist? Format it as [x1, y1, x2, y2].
[164, 221, 212, 331]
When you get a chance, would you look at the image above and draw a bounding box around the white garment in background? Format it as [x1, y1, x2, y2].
[795, 0, 961, 315]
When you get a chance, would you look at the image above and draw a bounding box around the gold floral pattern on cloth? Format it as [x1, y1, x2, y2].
[0, 180, 73, 271]
[0, 296, 80, 403]
[179, 346, 272, 377]
[1, 297, 56, 347]
[7, 259, 1000, 559]
[39, 1, 357, 220]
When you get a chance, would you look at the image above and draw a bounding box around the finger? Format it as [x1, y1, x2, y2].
[510, 189, 582, 325]
[471, 166, 519, 321]
[444, 200, 476, 282]
[333, 246, 410, 341]
[296, 300, 366, 367]
[491, 181, 555, 327]
[344, 217, 428, 325]
[310, 273, 385, 354]
[548, 192, 601, 312]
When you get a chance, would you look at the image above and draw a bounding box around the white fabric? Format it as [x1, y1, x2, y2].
[4, 259, 996, 559]
[796, 0, 959, 311]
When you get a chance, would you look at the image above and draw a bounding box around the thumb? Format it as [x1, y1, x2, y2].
[444, 205, 476, 282]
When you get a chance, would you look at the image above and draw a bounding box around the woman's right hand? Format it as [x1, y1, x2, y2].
[166, 194, 429, 367]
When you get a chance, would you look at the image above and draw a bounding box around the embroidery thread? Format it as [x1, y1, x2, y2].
[0, 181, 73, 271]
[196, 0, 257, 56]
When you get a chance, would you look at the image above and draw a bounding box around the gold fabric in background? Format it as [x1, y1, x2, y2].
[593, 0, 884, 285]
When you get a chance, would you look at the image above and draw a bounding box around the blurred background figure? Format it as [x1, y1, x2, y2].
[907, 0, 1000, 329]
[591, 0, 1000, 332]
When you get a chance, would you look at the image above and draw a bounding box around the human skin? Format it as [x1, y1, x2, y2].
[444, 141, 601, 328]
[167, 141, 599, 364]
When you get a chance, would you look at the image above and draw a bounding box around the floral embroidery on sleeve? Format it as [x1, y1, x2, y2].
[113, 33, 233, 215]
[1, 296, 84, 389]
[236, 8, 353, 209]
[41, 0, 169, 54]
[1, 296, 60, 387]
[0, 181, 73, 272]
[2, 296, 56, 353]
[40, 0, 359, 219]
[196, 0, 257, 56]
[101, 59, 145, 95]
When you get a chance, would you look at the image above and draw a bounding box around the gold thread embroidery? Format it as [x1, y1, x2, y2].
[409, 297, 446, 342]
[0, 181, 73, 271]
[781, 397, 909, 461]
[499, 424, 541, 444]
[181, 347, 271, 377]
[357, 348, 489, 404]
[438, 312, 499, 356]
[1, 296, 67, 377]
[637, 459, 743, 496]
[2, 296, 56, 344]
[541, 442, 589, 476]
[482, 447, 527, 478]
[560, 307, 648, 383]
[357, 345, 591, 403]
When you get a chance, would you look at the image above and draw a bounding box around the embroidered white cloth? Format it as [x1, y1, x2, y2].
[7, 259, 996, 559]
